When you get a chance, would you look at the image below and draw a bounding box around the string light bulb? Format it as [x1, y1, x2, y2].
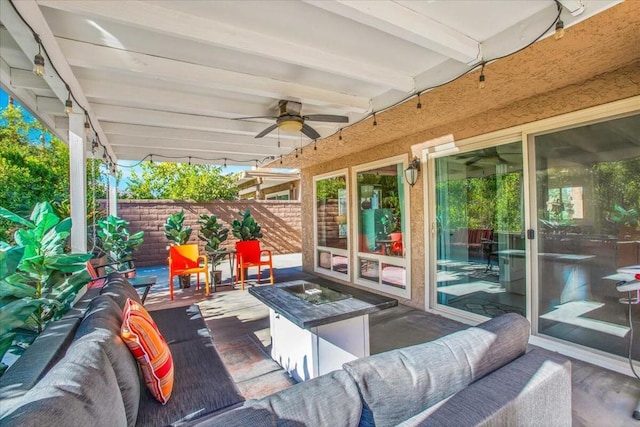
[84, 114, 91, 138]
[33, 36, 45, 77]
[64, 87, 73, 114]
[224, 158, 227, 168]
[339, 129, 343, 141]
[416, 93, 422, 109]
[295, 148, 298, 158]
[314, 140, 317, 151]
[149, 154, 154, 164]
[554, 18, 565, 40]
[478, 64, 486, 89]
[373, 113, 377, 126]
[280, 155, 283, 165]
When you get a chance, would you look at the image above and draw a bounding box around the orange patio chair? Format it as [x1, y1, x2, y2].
[168, 244, 210, 300]
[235, 240, 274, 290]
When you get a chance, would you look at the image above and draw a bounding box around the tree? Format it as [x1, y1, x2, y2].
[125, 162, 238, 201]
[0, 102, 108, 241]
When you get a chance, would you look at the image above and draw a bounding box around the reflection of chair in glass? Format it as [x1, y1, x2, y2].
[389, 232, 403, 256]
[168, 244, 209, 300]
[235, 240, 274, 290]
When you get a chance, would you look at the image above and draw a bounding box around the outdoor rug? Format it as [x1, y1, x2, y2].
[448, 296, 525, 317]
[215, 334, 296, 400]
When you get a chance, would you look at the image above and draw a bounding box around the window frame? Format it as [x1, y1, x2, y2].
[351, 154, 411, 299]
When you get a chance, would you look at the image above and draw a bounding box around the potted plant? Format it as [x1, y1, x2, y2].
[197, 214, 229, 285]
[94, 215, 144, 277]
[0, 202, 92, 375]
[163, 210, 193, 288]
[231, 209, 263, 241]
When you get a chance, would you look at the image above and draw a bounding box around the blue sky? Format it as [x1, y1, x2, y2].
[1, 88, 259, 189]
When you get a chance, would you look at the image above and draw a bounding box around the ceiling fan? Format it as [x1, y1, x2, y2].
[235, 100, 349, 139]
[459, 147, 521, 166]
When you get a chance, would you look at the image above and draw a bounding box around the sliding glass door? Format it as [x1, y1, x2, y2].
[434, 142, 527, 318]
[534, 114, 640, 361]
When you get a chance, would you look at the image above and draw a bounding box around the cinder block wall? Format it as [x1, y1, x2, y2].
[108, 200, 301, 267]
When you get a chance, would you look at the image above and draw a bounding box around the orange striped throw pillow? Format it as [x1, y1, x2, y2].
[121, 298, 174, 404]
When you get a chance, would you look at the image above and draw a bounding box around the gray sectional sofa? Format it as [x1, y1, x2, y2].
[0, 274, 572, 426]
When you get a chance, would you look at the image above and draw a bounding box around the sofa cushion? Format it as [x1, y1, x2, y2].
[399, 349, 572, 426]
[75, 295, 140, 426]
[0, 337, 128, 427]
[136, 306, 245, 427]
[101, 273, 142, 309]
[342, 313, 530, 427]
[122, 298, 174, 405]
[195, 370, 362, 427]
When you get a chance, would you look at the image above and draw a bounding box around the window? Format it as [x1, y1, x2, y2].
[352, 156, 410, 298]
[314, 171, 349, 279]
[266, 190, 290, 200]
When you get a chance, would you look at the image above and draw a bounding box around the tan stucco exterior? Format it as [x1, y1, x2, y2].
[289, 2, 640, 308]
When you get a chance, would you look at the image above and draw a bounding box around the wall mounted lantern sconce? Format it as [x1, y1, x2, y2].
[404, 157, 421, 187]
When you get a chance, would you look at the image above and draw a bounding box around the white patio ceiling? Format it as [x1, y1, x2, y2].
[0, 0, 620, 167]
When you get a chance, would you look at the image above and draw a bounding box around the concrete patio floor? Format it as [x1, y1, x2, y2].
[141, 254, 640, 426]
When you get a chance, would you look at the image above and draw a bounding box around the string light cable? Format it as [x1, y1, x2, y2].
[9, 0, 563, 165]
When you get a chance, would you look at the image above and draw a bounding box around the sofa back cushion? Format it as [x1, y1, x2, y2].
[100, 273, 142, 309]
[0, 338, 128, 427]
[342, 313, 530, 427]
[197, 370, 362, 427]
[75, 295, 141, 426]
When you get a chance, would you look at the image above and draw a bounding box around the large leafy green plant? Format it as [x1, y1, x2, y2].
[95, 215, 144, 269]
[231, 209, 262, 241]
[163, 210, 192, 245]
[197, 214, 228, 269]
[0, 202, 91, 373]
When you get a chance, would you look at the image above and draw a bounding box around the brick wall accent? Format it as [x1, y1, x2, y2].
[109, 200, 301, 267]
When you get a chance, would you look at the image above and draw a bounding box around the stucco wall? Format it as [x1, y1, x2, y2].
[112, 200, 301, 267]
[297, 2, 640, 309]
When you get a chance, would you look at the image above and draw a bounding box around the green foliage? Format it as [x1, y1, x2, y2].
[95, 215, 144, 268]
[164, 210, 192, 245]
[607, 204, 639, 227]
[0, 202, 91, 372]
[0, 103, 108, 241]
[231, 209, 262, 241]
[197, 214, 229, 268]
[125, 162, 238, 201]
[315, 176, 345, 200]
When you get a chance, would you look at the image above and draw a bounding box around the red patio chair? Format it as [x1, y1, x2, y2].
[168, 244, 210, 300]
[235, 240, 274, 290]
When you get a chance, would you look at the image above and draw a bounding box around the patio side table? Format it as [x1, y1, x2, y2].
[128, 275, 157, 303]
[208, 250, 236, 292]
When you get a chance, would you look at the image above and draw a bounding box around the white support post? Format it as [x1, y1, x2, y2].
[109, 172, 118, 217]
[68, 112, 87, 254]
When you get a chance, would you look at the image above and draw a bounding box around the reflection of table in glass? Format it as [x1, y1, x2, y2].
[128, 275, 156, 303]
[375, 239, 394, 255]
[207, 250, 236, 291]
[249, 280, 396, 382]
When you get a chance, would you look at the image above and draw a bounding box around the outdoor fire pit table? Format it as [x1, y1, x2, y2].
[249, 279, 397, 382]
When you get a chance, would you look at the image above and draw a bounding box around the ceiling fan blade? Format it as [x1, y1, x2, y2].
[301, 124, 321, 140]
[233, 115, 278, 120]
[464, 156, 481, 166]
[255, 124, 278, 138]
[303, 114, 349, 123]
